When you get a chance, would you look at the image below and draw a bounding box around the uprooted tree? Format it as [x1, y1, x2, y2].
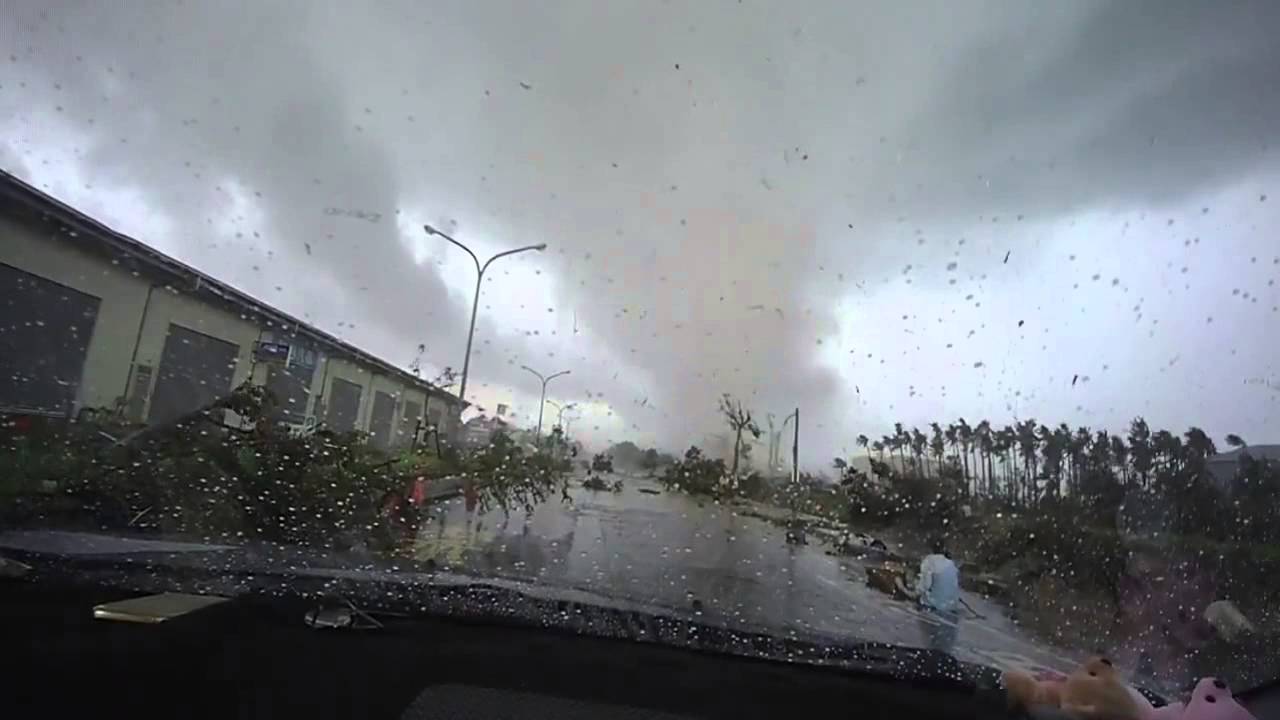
[2, 382, 574, 551]
[719, 393, 761, 476]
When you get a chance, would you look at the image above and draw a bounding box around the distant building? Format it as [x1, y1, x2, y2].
[0, 170, 463, 448]
[461, 414, 512, 449]
[1206, 445, 1280, 489]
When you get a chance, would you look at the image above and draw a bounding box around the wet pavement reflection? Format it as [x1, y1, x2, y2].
[414, 475, 1079, 675]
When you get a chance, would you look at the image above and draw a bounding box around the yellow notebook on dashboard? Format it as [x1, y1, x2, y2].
[92, 592, 228, 623]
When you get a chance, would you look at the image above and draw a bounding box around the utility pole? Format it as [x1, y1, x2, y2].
[424, 224, 546, 404]
[791, 406, 800, 486]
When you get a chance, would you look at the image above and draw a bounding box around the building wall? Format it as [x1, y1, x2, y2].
[1, 203, 460, 440]
[396, 386, 428, 447]
[129, 286, 263, 421]
[0, 213, 150, 411]
[319, 356, 373, 431]
[366, 373, 400, 447]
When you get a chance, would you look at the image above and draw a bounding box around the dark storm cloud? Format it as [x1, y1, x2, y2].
[0, 1, 479, 374]
[2, 0, 1276, 457]
[893, 0, 1280, 219]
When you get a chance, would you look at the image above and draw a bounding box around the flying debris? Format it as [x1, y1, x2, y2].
[1003, 251, 1011, 264]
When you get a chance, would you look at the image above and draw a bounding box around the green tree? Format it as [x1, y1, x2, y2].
[893, 423, 909, 471]
[1109, 435, 1129, 485]
[1182, 426, 1217, 466]
[607, 440, 643, 468]
[1016, 419, 1039, 500]
[976, 420, 994, 495]
[1088, 430, 1112, 478]
[1038, 424, 1066, 497]
[911, 427, 929, 475]
[1233, 453, 1280, 543]
[1072, 427, 1091, 491]
[1128, 417, 1153, 488]
[929, 423, 946, 478]
[639, 447, 661, 475]
[660, 445, 728, 497]
[995, 426, 1017, 498]
[1151, 429, 1181, 475]
[956, 418, 974, 491]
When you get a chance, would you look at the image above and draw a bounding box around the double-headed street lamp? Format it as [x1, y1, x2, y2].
[546, 400, 578, 432]
[521, 365, 570, 442]
[424, 224, 546, 403]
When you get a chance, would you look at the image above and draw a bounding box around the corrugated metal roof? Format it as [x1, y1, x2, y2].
[1208, 444, 1280, 463]
[0, 169, 463, 407]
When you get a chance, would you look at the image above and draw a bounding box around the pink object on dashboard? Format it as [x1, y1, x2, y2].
[1145, 677, 1255, 720]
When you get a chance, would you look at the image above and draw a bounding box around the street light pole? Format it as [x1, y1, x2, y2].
[521, 365, 570, 443]
[547, 400, 577, 430]
[424, 224, 546, 404]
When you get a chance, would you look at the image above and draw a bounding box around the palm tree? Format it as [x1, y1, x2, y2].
[911, 427, 929, 475]
[945, 423, 960, 470]
[1110, 435, 1130, 484]
[1055, 423, 1074, 492]
[997, 426, 1018, 499]
[872, 439, 886, 462]
[1069, 427, 1088, 492]
[1038, 424, 1065, 497]
[893, 423, 909, 471]
[856, 434, 870, 461]
[1128, 417, 1153, 488]
[1155, 430, 1184, 475]
[1016, 419, 1040, 500]
[1183, 427, 1216, 461]
[957, 417, 974, 492]
[1078, 430, 1115, 500]
[976, 420, 994, 495]
[882, 434, 899, 471]
[1090, 430, 1112, 480]
[1224, 434, 1247, 450]
[929, 423, 946, 477]
[895, 434, 909, 472]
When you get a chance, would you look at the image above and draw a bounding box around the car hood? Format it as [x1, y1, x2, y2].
[1, 528, 1002, 691]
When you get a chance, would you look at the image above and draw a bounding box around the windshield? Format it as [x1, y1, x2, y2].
[3, 0, 1278, 698]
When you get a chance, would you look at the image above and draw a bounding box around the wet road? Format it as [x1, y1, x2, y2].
[413, 475, 1080, 676]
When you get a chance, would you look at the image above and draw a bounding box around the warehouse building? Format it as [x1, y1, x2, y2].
[0, 170, 461, 448]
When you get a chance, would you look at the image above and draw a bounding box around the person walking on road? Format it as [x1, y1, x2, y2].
[913, 536, 962, 653]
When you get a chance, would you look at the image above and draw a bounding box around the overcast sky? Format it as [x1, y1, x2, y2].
[2, 1, 1278, 464]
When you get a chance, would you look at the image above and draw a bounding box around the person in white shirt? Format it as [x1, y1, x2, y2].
[913, 536, 962, 653]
